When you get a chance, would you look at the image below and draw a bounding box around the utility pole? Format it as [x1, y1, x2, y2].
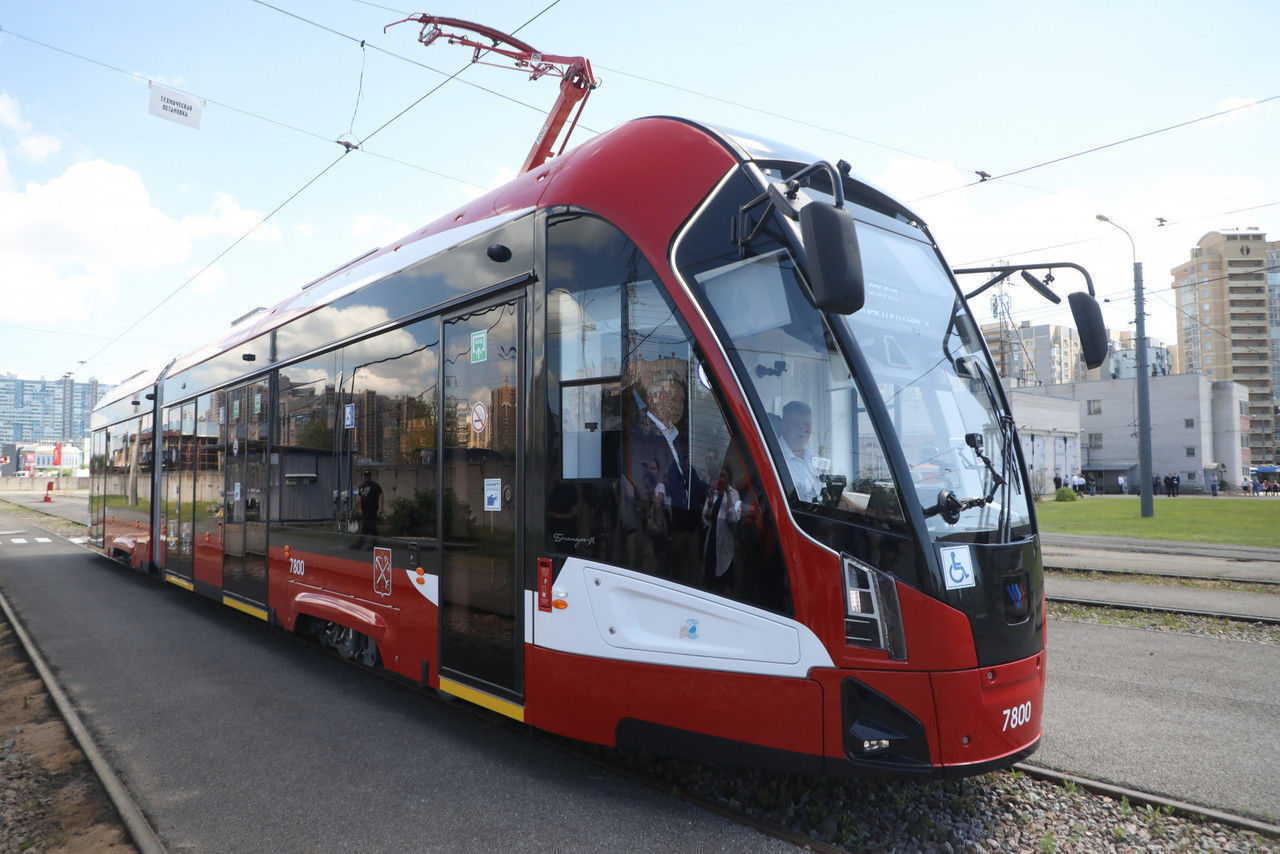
[1098, 215, 1154, 518]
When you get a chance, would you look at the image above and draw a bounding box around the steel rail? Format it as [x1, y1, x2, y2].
[1016, 763, 1280, 839]
[0, 587, 168, 854]
[1046, 594, 1280, 626]
[1044, 564, 1280, 587]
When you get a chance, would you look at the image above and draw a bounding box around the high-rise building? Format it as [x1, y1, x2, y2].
[0, 374, 113, 445]
[980, 321, 1082, 388]
[1079, 330, 1175, 382]
[1171, 229, 1278, 465]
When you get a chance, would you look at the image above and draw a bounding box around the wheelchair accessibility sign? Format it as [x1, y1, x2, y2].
[939, 545, 976, 591]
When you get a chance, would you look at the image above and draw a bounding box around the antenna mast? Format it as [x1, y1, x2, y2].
[386, 14, 599, 174]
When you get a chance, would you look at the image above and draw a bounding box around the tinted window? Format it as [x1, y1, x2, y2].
[546, 214, 790, 615]
[274, 318, 441, 560]
[340, 317, 440, 541]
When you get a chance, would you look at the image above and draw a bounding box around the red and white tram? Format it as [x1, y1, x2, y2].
[90, 95, 1106, 777]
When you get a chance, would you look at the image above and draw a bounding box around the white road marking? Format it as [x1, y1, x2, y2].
[35, 537, 52, 543]
[10, 538, 27, 544]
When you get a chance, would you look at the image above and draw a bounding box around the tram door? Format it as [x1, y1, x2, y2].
[440, 298, 523, 698]
[222, 380, 270, 607]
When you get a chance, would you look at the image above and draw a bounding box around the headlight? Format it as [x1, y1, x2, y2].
[842, 554, 907, 660]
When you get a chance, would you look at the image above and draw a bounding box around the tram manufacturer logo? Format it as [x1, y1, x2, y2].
[679, 619, 699, 640]
[373, 547, 392, 597]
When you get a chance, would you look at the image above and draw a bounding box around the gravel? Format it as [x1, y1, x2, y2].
[1048, 601, 1280, 645]
[3, 501, 1276, 851]
[601, 749, 1279, 852]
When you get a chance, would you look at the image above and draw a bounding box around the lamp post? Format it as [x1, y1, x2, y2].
[1096, 214, 1154, 518]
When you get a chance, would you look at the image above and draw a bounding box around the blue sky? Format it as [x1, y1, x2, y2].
[2, 0, 1277, 385]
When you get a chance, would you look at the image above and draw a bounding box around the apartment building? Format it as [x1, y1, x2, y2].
[1171, 230, 1278, 465]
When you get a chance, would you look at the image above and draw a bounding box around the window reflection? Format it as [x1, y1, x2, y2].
[546, 214, 790, 615]
[273, 317, 441, 558]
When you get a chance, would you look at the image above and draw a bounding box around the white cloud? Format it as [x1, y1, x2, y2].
[181, 192, 280, 243]
[0, 158, 269, 321]
[350, 211, 412, 245]
[0, 92, 31, 134]
[188, 265, 225, 296]
[0, 93, 61, 163]
[18, 134, 61, 161]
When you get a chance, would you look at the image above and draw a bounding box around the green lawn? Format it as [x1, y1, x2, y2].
[1034, 495, 1280, 548]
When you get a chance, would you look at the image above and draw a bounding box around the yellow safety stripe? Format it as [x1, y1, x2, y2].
[438, 676, 525, 722]
[222, 596, 268, 621]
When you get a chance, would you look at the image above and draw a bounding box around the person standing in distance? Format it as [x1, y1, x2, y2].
[358, 469, 384, 539]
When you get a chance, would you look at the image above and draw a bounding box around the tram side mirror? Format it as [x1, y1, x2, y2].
[1068, 291, 1108, 369]
[800, 202, 864, 315]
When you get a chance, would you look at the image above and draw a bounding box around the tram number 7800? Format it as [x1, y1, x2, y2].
[1001, 701, 1033, 731]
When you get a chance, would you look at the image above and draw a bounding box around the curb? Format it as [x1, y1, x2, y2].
[0, 587, 167, 854]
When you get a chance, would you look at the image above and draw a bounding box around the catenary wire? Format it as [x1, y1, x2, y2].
[247, 0, 595, 133]
[911, 94, 1280, 202]
[957, 200, 1280, 267]
[71, 151, 353, 376]
[66, 0, 567, 376]
[0, 24, 486, 189]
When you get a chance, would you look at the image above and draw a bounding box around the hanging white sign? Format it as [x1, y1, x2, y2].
[148, 83, 204, 129]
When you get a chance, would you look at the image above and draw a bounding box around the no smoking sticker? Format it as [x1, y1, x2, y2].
[470, 401, 488, 433]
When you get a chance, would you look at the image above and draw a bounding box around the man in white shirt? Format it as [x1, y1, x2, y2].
[781, 400, 821, 503]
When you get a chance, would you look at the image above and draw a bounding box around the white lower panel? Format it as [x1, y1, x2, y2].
[533, 557, 833, 678]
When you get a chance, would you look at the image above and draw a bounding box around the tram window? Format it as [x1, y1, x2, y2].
[277, 353, 341, 536]
[339, 318, 440, 541]
[546, 213, 791, 615]
[192, 393, 223, 552]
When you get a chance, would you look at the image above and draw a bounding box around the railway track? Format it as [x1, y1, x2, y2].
[1045, 593, 1280, 626]
[3, 504, 1277, 851]
[5, 579, 1277, 853]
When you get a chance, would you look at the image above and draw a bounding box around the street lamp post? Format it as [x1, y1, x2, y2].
[1097, 215, 1154, 518]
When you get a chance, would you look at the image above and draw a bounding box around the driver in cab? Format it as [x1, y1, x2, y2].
[781, 400, 822, 503]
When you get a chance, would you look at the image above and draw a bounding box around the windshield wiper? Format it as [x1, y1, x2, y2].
[922, 432, 1005, 525]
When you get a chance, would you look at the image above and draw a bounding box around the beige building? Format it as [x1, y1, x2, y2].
[980, 321, 1083, 388]
[1171, 230, 1278, 465]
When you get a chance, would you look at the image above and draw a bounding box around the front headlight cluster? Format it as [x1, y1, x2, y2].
[842, 554, 907, 660]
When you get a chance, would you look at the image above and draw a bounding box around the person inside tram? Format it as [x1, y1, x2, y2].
[627, 369, 704, 579]
[780, 400, 822, 503]
[701, 464, 741, 594]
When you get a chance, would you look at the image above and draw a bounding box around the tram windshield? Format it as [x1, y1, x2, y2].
[682, 171, 1031, 543]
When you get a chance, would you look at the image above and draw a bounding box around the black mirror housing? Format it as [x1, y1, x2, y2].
[799, 202, 864, 315]
[1068, 291, 1108, 369]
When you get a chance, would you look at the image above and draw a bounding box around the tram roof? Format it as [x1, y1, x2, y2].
[119, 116, 924, 401]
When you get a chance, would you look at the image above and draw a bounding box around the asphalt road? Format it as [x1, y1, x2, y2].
[0, 508, 791, 853]
[1037, 620, 1279, 818]
[2, 502, 1277, 840]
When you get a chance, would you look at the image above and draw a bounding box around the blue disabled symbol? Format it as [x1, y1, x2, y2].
[948, 550, 969, 584]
